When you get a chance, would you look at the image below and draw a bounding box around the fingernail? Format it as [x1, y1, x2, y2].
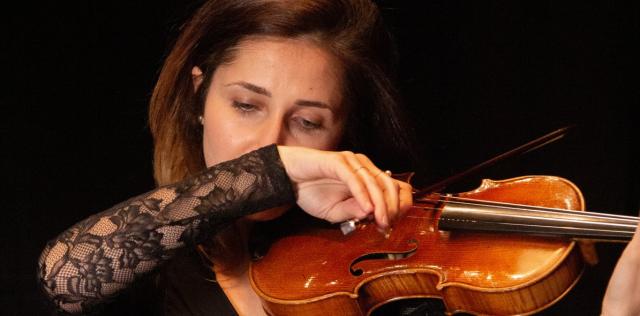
[377, 226, 391, 238]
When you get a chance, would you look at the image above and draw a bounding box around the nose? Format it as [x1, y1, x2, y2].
[257, 117, 287, 147]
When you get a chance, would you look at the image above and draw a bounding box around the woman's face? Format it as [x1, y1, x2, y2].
[195, 37, 347, 167]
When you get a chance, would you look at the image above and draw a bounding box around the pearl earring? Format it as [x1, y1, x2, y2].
[198, 115, 204, 125]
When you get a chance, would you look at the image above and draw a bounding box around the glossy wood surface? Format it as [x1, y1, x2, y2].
[250, 176, 586, 315]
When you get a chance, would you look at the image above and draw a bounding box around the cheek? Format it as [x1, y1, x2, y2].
[302, 132, 343, 153]
[201, 88, 251, 167]
[201, 114, 243, 167]
[286, 117, 346, 151]
[202, 106, 267, 167]
[315, 132, 342, 151]
[316, 122, 345, 151]
[202, 123, 223, 167]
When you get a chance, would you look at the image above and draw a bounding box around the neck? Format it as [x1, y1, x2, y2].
[436, 197, 638, 242]
[212, 218, 267, 316]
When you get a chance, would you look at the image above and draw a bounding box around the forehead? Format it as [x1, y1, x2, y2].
[228, 36, 341, 76]
[213, 36, 345, 109]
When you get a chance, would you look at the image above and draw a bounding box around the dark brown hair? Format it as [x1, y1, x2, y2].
[149, 0, 417, 186]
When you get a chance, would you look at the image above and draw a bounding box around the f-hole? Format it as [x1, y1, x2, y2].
[349, 239, 418, 276]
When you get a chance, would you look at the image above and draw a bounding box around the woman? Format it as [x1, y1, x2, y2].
[602, 221, 640, 316]
[38, 0, 416, 315]
[38, 0, 640, 315]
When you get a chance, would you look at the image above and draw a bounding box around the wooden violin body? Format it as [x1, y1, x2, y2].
[250, 176, 591, 315]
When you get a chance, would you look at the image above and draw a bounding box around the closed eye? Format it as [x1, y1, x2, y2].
[232, 101, 257, 113]
[294, 117, 322, 131]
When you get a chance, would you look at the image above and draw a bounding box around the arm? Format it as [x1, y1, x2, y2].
[601, 217, 640, 316]
[37, 145, 294, 314]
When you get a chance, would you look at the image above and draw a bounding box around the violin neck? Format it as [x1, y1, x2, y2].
[437, 199, 638, 242]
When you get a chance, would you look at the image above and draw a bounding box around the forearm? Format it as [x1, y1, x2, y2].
[601, 225, 640, 316]
[37, 145, 294, 314]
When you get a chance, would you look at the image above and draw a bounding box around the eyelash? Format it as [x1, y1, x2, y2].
[295, 117, 322, 131]
[232, 101, 256, 113]
[231, 101, 324, 132]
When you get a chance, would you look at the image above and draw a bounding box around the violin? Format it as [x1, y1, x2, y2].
[249, 174, 638, 315]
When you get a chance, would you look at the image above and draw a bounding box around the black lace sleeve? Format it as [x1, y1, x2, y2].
[37, 145, 294, 314]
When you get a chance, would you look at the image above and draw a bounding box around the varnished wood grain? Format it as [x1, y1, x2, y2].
[251, 176, 586, 315]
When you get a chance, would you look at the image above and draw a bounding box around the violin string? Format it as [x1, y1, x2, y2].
[408, 206, 636, 238]
[437, 199, 637, 225]
[413, 194, 639, 224]
[434, 193, 625, 218]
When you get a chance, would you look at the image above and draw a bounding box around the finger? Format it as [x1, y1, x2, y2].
[355, 154, 400, 226]
[328, 198, 371, 223]
[331, 153, 374, 214]
[375, 170, 400, 225]
[398, 181, 413, 218]
[347, 153, 388, 228]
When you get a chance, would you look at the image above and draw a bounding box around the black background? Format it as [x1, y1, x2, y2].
[2, 1, 638, 315]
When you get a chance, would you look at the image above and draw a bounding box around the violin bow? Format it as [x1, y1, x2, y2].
[340, 125, 573, 235]
[413, 125, 574, 198]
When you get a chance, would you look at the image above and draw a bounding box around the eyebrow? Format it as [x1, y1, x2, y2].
[294, 99, 332, 111]
[225, 81, 334, 112]
[226, 81, 271, 97]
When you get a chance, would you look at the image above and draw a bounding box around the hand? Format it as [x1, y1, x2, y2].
[276, 146, 413, 230]
[602, 219, 640, 316]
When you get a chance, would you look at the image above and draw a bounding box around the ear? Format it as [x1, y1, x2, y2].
[191, 66, 204, 92]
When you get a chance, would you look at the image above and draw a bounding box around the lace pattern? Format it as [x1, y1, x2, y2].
[37, 145, 294, 314]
